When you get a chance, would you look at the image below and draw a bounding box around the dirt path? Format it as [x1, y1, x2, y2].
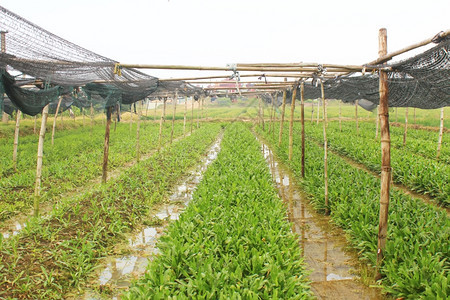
[260, 142, 384, 300]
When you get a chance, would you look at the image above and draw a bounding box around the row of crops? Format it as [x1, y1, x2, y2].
[124, 123, 312, 299]
[0, 123, 222, 298]
[256, 121, 449, 299]
[304, 121, 449, 206]
[0, 122, 184, 221]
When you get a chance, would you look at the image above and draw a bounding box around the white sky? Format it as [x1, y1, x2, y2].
[1, 0, 449, 79]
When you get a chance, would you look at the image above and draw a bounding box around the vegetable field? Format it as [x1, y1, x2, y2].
[0, 100, 449, 299]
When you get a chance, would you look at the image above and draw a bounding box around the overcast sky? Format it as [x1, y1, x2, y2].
[1, 0, 449, 79]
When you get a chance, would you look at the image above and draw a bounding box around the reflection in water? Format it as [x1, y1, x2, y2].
[259, 140, 383, 300]
[77, 136, 223, 299]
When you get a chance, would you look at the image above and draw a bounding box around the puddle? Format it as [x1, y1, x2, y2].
[73, 134, 222, 299]
[260, 141, 384, 300]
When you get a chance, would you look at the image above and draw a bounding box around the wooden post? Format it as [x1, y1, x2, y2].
[158, 98, 166, 148]
[375, 105, 380, 139]
[51, 96, 63, 146]
[183, 95, 187, 136]
[403, 107, 408, 146]
[258, 96, 262, 127]
[90, 103, 94, 128]
[34, 104, 49, 217]
[12, 110, 22, 171]
[269, 94, 274, 133]
[136, 101, 142, 162]
[339, 100, 342, 132]
[437, 107, 444, 160]
[201, 97, 204, 124]
[145, 99, 149, 117]
[355, 100, 359, 134]
[197, 98, 200, 129]
[311, 99, 314, 123]
[259, 97, 266, 131]
[130, 104, 133, 133]
[272, 93, 276, 139]
[191, 98, 194, 134]
[376, 28, 391, 279]
[300, 82, 305, 178]
[321, 81, 329, 215]
[154, 99, 158, 121]
[278, 89, 287, 147]
[316, 99, 320, 125]
[102, 106, 113, 183]
[171, 91, 178, 143]
[288, 84, 297, 161]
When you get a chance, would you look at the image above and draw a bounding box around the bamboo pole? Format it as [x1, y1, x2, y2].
[278, 90, 287, 147]
[154, 99, 158, 121]
[129, 104, 133, 133]
[300, 82, 305, 178]
[145, 99, 149, 117]
[136, 101, 142, 162]
[376, 28, 392, 279]
[288, 84, 297, 161]
[321, 82, 329, 215]
[261, 98, 265, 131]
[311, 100, 314, 123]
[316, 99, 320, 125]
[51, 96, 63, 146]
[170, 92, 178, 143]
[272, 93, 276, 139]
[437, 107, 444, 160]
[34, 104, 49, 217]
[191, 98, 194, 134]
[339, 100, 342, 132]
[269, 94, 274, 133]
[158, 98, 166, 148]
[355, 100, 359, 134]
[375, 105, 380, 139]
[201, 97, 204, 124]
[197, 98, 200, 129]
[403, 107, 409, 146]
[34, 115, 37, 134]
[12, 110, 22, 171]
[102, 106, 113, 183]
[258, 97, 262, 127]
[183, 95, 187, 136]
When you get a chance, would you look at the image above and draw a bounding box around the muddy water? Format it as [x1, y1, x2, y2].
[74, 135, 222, 299]
[260, 143, 384, 300]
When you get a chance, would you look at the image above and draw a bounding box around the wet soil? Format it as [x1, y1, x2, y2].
[260, 142, 385, 300]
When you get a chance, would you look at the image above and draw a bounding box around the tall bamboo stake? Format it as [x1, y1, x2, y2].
[102, 106, 113, 183]
[201, 97, 204, 124]
[403, 107, 408, 146]
[136, 101, 142, 162]
[278, 90, 287, 147]
[321, 82, 329, 215]
[171, 92, 178, 143]
[197, 98, 200, 129]
[311, 100, 314, 124]
[376, 28, 391, 279]
[258, 97, 262, 127]
[12, 110, 22, 171]
[34, 115, 37, 134]
[183, 95, 187, 136]
[269, 94, 274, 133]
[355, 100, 359, 134]
[272, 93, 276, 139]
[34, 104, 49, 217]
[158, 99, 166, 148]
[191, 98, 194, 134]
[375, 105, 380, 139]
[316, 99, 320, 125]
[145, 99, 149, 117]
[261, 98, 265, 131]
[339, 100, 342, 131]
[288, 84, 297, 161]
[129, 104, 133, 133]
[300, 82, 305, 178]
[51, 96, 63, 146]
[154, 99, 158, 121]
[437, 107, 444, 160]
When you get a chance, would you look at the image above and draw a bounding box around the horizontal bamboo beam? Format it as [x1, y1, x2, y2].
[367, 29, 450, 65]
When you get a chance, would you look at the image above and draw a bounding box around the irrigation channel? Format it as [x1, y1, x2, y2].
[260, 141, 384, 300]
[73, 134, 223, 299]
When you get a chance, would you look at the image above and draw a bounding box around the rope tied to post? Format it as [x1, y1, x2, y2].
[113, 63, 122, 76]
